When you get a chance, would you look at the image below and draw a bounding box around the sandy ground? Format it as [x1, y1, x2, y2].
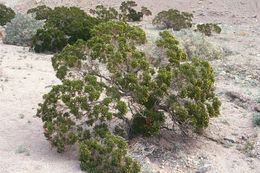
[0, 0, 260, 173]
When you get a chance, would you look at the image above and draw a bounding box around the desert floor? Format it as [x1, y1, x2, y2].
[0, 0, 260, 173]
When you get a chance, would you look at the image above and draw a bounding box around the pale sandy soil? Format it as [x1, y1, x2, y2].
[0, 0, 260, 173]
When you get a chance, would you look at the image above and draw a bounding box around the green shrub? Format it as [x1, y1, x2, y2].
[79, 130, 141, 172]
[90, 5, 119, 22]
[32, 6, 99, 53]
[33, 27, 67, 53]
[0, 4, 15, 26]
[90, 1, 151, 22]
[119, 1, 152, 21]
[37, 21, 221, 172]
[3, 13, 44, 46]
[196, 23, 222, 36]
[27, 5, 52, 20]
[153, 9, 193, 30]
[253, 112, 260, 126]
[172, 29, 224, 60]
[141, 6, 152, 16]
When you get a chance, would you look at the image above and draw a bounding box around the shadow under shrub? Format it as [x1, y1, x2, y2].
[131, 109, 164, 137]
[0, 4, 15, 26]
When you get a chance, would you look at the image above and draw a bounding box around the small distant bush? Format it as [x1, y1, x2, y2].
[173, 29, 224, 60]
[119, 1, 152, 21]
[3, 13, 44, 46]
[90, 5, 119, 22]
[27, 5, 52, 20]
[141, 6, 152, 16]
[153, 9, 193, 30]
[196, 23, 222, 36]
[90, 1, 152, 22]
[0, 4, 15, 26]
[253, 112, 260, 126]
[32, 6, 99, 53]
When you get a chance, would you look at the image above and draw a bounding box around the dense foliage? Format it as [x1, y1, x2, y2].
[79, 130, 141, 172]
[196, 23, 222, 36]
[37, 20, 221, 171]
[0, 4, 15, 26]
[3, 13, 44, 46]
[33, 27, 67, 53]
[27, 5, 52, 20]
[153, 9, 193, 30]
[131, 110, 164, 136]
[32, 6, 99, 53]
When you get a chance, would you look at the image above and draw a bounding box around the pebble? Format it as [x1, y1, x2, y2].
[254, 105, 260, 112]
[224, 136, 236, 143]
[241, 135, 248, 141]
[236, 145, 243, 151]
[196, 164, 211, 173]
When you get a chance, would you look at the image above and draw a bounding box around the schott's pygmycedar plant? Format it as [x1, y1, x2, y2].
[37, 21, 221, 172]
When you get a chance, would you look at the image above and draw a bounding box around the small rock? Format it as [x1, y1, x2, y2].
[224, 136, 236, 143]
[236, 144, 243, 151]
[220, 71, 226, 76]
[196, 164, 211, 173]
[225, 91, 247, 102]
[254, 105, 260, 112]
[241, 135, 248, 141]
[246, 158, 253, 163]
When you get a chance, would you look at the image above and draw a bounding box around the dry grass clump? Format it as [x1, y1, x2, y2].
[172, 29, 224, 60]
